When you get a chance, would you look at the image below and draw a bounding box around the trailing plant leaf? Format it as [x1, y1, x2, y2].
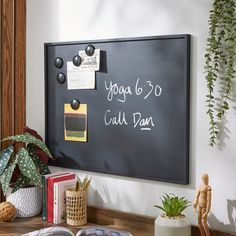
[0, 146, 13, 175]
[154, 193, 190, 218]
[11, 174, 31, 193]
[2, 133, 52, 158]
[28, 146, 50, 175]
[25, 127, 52, 164]
[205, 0, 236, 146]
[0, 158, 18, 196]
[17, 147, 42, 186]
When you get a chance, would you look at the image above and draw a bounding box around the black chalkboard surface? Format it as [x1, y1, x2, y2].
[45, 34, 190, 184]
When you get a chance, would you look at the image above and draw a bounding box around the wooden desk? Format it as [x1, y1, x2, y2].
[0, 207, 154, 236]
[0, 207, 234, 236]
[0, 217, 149, 236]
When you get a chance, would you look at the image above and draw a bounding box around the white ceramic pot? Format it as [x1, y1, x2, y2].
[6, 186, 42, 218]
[154, 215, 191, 236]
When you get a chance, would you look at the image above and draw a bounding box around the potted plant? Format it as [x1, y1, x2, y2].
[154, 193, 191, 236]
[0, 127, 53, 217]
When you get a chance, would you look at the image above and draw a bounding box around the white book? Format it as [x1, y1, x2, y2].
[53, 178, 76, 224]
[42, 171, 69, 221]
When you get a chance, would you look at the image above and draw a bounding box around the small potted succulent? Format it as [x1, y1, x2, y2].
[0, 127, 53, 217]
[154, 193, 191, 236]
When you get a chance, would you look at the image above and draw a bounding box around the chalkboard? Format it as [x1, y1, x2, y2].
[45, 34, 190, 184]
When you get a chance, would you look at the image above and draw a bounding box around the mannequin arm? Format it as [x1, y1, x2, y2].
[205, 187, 211, 213]
[193, 190, 200, 209]
[203, 187, 211, 218]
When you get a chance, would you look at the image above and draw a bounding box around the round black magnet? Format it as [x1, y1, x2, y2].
[54, 57, 63, 68]
[70, 99, 80, 110]
[73, 55, 82, 66]
[56, 72, 66, 84]
[85, 44, 95, 56]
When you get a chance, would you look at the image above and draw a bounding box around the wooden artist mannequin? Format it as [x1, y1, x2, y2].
[193, 173, 212, 236]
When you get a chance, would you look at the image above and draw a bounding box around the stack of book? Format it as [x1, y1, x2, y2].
[42, 172, 77, 224]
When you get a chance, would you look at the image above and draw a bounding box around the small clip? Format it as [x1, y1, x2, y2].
[54, 57, 63, 68]
[73, 55, 82, 66]
[70, 99, 80, 110]
[85, 44, 95, 56]
[56, 72, 66, 84]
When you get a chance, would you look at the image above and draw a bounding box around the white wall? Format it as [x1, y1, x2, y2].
[26, 0, 236, 232]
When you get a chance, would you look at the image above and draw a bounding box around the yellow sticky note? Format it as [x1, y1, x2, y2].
[64, 104, 87, 142]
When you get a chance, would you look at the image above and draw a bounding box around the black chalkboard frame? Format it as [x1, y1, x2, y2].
[45, 34, 191, 184]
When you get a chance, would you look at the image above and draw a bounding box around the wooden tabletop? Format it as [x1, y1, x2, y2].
[1, 207, 233, 236]
[0, 217, 103, 235]
[0, 208, 153, 236]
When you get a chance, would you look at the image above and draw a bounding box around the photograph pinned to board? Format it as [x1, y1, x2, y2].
[64, 104, 87, 142]
[78, 48, 100, 71]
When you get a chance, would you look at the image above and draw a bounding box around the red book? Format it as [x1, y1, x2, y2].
[47, 173, 76, 223]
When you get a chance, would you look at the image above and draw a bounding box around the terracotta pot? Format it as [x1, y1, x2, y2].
[154, 215, 191, 236]
[6, 186, 42, 218]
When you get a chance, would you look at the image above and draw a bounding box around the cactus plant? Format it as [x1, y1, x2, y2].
[0, 128, 53, 196]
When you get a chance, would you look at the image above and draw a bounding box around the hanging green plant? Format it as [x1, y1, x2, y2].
[205, 0, 236, 146]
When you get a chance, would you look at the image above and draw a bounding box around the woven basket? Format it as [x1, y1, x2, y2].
[66, 188, 87, 226]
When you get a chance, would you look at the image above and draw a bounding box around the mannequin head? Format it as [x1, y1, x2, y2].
[202, 173, 209, 185]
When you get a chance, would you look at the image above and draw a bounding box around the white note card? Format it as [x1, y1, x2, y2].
[67, 61, 95, 90]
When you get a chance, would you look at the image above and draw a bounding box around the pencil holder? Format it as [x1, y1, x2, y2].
[66, 188, 87, 226]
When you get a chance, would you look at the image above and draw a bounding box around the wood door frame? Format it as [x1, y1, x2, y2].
[0, 0, 26, 201]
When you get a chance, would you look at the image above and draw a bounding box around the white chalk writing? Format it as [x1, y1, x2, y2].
[103, 77, 162, 131]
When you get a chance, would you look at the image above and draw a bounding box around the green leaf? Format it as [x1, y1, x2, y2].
[154, 205, 166, 212]
[2, 133, 52, 158]
[223, 101, 229, 107]
[0, 158, 17, 196]
[17, 147, 42, 186]
[0, 146, 13, 175]
[11, 174, 31, 193]
[28, 147, 50, 175]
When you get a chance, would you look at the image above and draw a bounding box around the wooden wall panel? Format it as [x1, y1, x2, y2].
[1, 0, 15, 141]
[14, 0, 26, 135]
[0, 0, 2, 141]
[0, 0, 26, 201]
[0, 0, 1, 139]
